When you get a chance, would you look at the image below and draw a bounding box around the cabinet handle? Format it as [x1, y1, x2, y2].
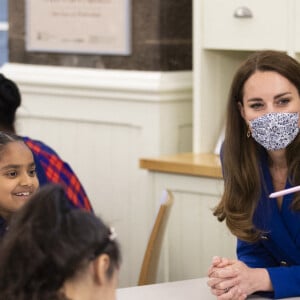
[233, 6, 253, 18]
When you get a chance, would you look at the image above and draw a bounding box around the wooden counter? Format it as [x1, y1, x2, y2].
[139, 152, 222, 179]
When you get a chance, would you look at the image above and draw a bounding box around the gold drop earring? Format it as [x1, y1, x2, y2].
[247, 125, 251, 138]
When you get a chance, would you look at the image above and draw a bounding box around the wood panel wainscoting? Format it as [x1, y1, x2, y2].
[0, 63, 193, 288]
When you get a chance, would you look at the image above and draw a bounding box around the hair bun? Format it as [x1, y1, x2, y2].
[0, 74, 21, 112]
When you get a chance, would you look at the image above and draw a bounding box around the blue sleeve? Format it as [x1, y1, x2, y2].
[237, 239, 278, 268]
[267, 266, 300, 299]
[238, 239, 300, 299]
[238, 239, 276, 298]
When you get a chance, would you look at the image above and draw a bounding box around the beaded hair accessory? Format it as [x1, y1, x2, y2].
[109, 227, 117, 241]
[90, 227, 117, 260]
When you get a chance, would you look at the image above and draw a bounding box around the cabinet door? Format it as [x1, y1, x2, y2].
[203, 0, 288, 51]
[294, 1, 300, 52]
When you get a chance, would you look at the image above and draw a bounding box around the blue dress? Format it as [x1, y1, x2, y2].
[236, 153, 300, 298]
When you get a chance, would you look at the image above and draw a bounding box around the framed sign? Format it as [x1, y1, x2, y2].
[26, 0, 131, 55]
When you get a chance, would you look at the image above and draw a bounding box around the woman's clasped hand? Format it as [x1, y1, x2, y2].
[207, 256, 272, 299]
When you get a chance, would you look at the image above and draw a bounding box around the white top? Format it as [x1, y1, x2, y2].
[117, 277, 299, 300]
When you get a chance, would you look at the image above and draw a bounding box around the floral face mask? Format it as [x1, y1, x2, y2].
[249, 112, 299, 151]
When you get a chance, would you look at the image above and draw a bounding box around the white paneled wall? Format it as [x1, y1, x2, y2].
[0, 63, 193, 287]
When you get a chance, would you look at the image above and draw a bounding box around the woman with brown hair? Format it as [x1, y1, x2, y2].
[207, 50, 300, 299]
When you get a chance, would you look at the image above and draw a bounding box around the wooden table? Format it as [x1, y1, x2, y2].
[117, 277, 299, 300]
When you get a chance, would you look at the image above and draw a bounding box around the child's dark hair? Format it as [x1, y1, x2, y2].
[0, 183, 121, 300]
[0, 130, 24, 153]
[0, 74, 21, 132]
[0, 130, 23, 142]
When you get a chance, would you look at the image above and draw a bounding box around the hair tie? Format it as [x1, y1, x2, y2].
[109, 227, 117, 241]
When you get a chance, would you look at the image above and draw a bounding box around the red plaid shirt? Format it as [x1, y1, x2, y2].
[23, 137, 93, 212]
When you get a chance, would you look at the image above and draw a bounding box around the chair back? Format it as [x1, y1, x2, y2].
[138, 189, 174, 285]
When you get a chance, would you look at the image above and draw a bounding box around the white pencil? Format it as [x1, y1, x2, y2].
[269, 185, 300, 198]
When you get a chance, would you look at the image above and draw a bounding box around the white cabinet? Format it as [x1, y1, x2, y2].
[203, 0, 288, 51]
[152, 172, 236, 283]
[194, 0, 299, 153]
[293, 1, 300, 53]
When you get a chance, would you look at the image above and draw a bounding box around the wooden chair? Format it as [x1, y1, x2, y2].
[138, 189, 174, 286]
